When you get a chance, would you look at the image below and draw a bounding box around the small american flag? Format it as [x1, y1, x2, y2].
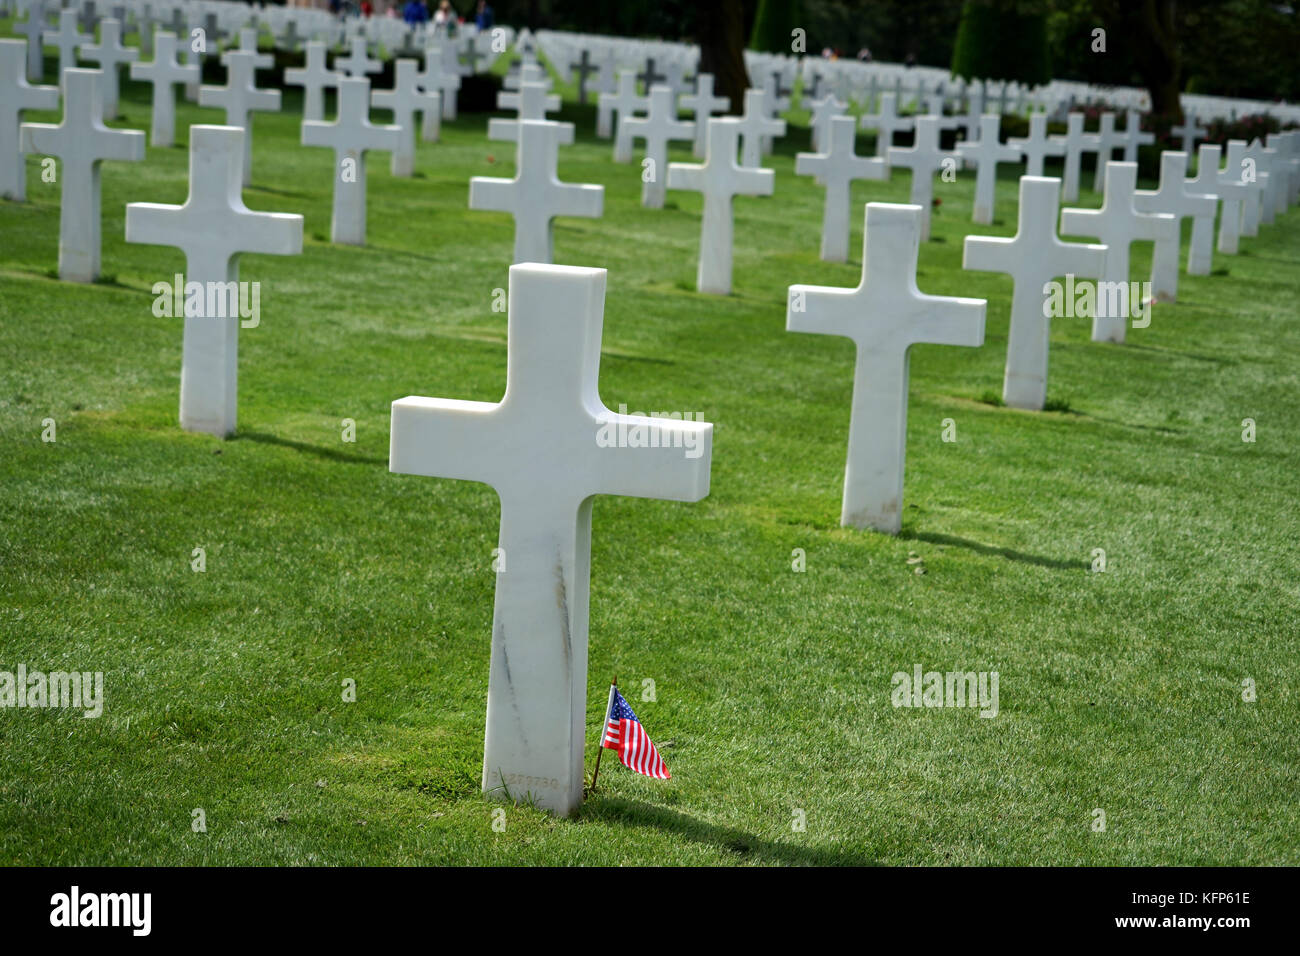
[602, 686, 670, 780]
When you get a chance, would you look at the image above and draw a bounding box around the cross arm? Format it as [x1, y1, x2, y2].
[197, 86, 228, 110]
[18, 122, 60, 155]
[665, 162, 705, 192]
[962, 234, 1017, 275]
[236, 210, 304, 258]
[786, 283, 858, 339]
[102, 127, 146, 163]
[793, 152, 825, 177]
[556, 183, 603, 219]
[123, 201, 189, 252]
[585, 409, 713, 503]
[16, 80, 59, 112]
[301, 120, 340, 150]
[906, 294, 986, 349]
[390, 396, 509, 489]
[1048, 240, 1108, 281]
[1057, 206, 1100, 239]
[469, 176, 516, 213]
[739, 166, 776, 197]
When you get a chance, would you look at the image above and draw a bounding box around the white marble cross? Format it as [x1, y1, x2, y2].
[21, 68, 144, 281]
[136, 7, 159, 57]
[284, 41, 338, 124]
[590, 50, 617, 107]
[276, 18, 304, 53]
[1171, 111, 1207, 155]
[960, 88, 983, 145]
[1184, 143, 1226, 273]
[1119, 109, 1153, 163]
[922, 92, 963, 135]
[1061, 161, 1175, 341]
[963, 176, 1106, 410]
[859, 92, 913, 159]
[302, 77, 400, 246]
[1133, 151, 1215, 301]
[1269, 134, 1297, 210]
[198, 49, 280, 185]
[470, 119, 603, 264]
[503, 61, 549, 93]
[336, 34, 380, 79]
[372, 59, 434, 177]
[1052, 113, 1093, 202]
[1267, 131, 1299, 209]
[236, 26, 273, 70]
[598, 69, 645, 144]
[45, 8, 89, 79]
[667, 117, 773, 295]
[0, 38, 58, 201]
[75, 1, 98, 34]
[1009, 112, 1065, 177]
[488, 79, 560, 141]
[736, 87, 785, 168]
[956, 114, 1022, 225]
[680, 72, 728, 158]
[178, 6, 216, 102]
[79, 17, 136, 119]
[621, 85, 694, 208]
[661, 58, 688, 99]
[129, 31, 197, 147]
[388, 262, 712, 817]
[887, 115, 952, 241]
[1248, 138, 1284, 222]
[568, 47, 597, 104]
[14, 0, 47, 81]
[1246, 139, 1276, 226]
[428, 33, 471, 81]
[760, 72, 790, 153]
[1090, 112, 1124, 193]
[787, 202, 984, 533]
[807, 93, 846, 153]
[421, 44, 460, 120]
[795, 114, 886, 262]
[1222, 139, 1265, 243]
[1274, 131, 1300, 206]
[125, 125, 303, 437]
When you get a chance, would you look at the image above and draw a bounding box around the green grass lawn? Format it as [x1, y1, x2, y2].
[2, 28, 1299, 865]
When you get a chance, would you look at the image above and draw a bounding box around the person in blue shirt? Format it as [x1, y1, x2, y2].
[404, 0, 429, 25]
[475, 1, 494, 30]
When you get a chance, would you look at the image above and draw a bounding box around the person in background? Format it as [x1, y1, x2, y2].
[403, 0, 428, 23]
[433, 0, 456, 34]
[476, 0, 494, 30]
[360, 0, 373, 16]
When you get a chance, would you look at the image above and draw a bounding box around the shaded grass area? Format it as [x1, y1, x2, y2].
[1, 31, 1298, 865]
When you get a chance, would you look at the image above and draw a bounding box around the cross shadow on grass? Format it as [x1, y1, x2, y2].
[246, 184, 312, 200]
[901, 530, 1088, 571]
[232, 430, 387, 466]
[583, 796, 879, 865]
[1117, 342, 1235, 365]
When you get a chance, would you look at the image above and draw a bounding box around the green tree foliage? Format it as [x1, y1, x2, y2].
[749, 0, 804, 53]
[474, 0, 1297, 104]
[950, 0, 1051, 86]
[1047, 0, 1300, 108]
[800, 0, 964, 65]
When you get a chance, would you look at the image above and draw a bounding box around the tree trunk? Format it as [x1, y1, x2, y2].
[697, 0, 751, 114]
[1136, 0, 1182, 120]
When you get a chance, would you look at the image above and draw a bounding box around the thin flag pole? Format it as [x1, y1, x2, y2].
[590, 675, 617, 794]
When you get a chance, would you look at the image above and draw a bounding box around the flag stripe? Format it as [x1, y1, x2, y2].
[599, 688, 670, 779]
